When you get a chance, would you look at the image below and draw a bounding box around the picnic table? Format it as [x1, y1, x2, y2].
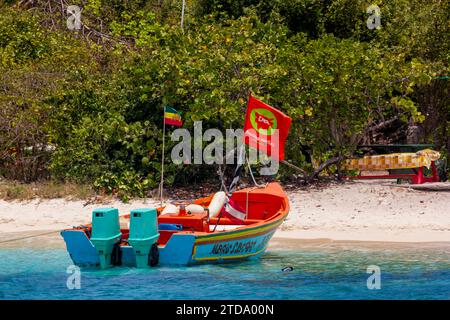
[344, 144, 443, 184]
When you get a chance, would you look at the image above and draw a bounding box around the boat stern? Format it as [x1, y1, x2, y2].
[61, 229, 100, 267]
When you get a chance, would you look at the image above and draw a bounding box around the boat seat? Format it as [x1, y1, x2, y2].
[209, 225, 243, 232]
[209, 217, 261, 225]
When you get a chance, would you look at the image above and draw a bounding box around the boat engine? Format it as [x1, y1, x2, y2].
[128, 208, 160, 268]
[90, 208, 122, 269]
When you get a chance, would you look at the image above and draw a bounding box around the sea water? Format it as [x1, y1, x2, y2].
[0, 241, 449, 300]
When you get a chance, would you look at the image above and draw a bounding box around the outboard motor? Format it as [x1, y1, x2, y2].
[128, 208, 160, 268]
[90, 208, 122, 269]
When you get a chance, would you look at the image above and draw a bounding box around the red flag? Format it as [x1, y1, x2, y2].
[243, 94, 292, 161]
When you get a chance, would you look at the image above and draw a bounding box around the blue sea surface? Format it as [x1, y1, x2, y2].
[0, 243, 449, 300]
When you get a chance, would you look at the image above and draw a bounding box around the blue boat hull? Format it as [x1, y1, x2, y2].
[61, 221, 281, 267]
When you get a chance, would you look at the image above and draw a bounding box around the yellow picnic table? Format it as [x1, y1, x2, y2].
[343, 149, 441, 184]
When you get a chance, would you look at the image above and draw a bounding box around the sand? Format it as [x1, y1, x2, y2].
[0, 180, 449, 243]
[280, 180, 450, 242]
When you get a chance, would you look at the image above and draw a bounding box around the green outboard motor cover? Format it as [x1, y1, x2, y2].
[90, 208, 121, 269]
[128, 208, 159, 268]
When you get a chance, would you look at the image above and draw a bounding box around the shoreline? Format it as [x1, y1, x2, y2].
[274, 229, 450, 243]
[0, 180, 449, 244]
[1, 230, 449, 250]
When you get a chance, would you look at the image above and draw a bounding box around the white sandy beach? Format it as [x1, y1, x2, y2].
[281, 181, 450, 242]
[0, 180, 449, 243]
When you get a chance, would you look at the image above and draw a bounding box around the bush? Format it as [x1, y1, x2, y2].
[0, 1, 447, 197]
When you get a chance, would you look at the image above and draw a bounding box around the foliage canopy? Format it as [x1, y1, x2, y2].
[0, 0, 448, 196]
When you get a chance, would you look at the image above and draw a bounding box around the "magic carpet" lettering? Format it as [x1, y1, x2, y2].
[209, 235, 272, 256]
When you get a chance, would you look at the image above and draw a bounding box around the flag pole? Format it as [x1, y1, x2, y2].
[160, 108, 166, 207]
[181, 0, 186, 32]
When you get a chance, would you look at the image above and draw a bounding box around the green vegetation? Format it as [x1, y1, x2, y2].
[0, 0, 448, 197]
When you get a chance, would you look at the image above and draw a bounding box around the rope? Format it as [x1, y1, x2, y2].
[0, 230, 61, 244]
[244, 157, 268, 218]
[228, 145, 246, 193]
[246, 157, 266, 188]
[212, 212, 222, 232]
[212, 206, 224, 233]
[217, 164, 229, 194]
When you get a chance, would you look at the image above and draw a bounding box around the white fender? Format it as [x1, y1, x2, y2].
[185, 204, 205, 214]
[161, 203, 179, 215]
[208, 191, 227, 217]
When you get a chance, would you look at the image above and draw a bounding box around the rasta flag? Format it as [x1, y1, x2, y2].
[160, 106, 182, 206]
[164, 106, 183, 127]
[243, 94, 292, 161]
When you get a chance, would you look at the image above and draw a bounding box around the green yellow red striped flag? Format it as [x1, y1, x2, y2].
[164, 106, 183, 127]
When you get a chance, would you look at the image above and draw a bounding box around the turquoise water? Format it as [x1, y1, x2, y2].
[1, 244, 449, 299]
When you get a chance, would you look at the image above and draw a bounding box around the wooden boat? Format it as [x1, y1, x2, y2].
[61, 182, 289, 267]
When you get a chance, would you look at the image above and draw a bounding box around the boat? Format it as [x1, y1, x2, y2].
[61, 182, 289, 268]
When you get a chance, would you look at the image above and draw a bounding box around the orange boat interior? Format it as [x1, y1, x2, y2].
[76, 183, 289, 246]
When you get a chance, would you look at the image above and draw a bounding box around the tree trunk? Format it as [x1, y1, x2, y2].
[307, 156, 345, 183]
